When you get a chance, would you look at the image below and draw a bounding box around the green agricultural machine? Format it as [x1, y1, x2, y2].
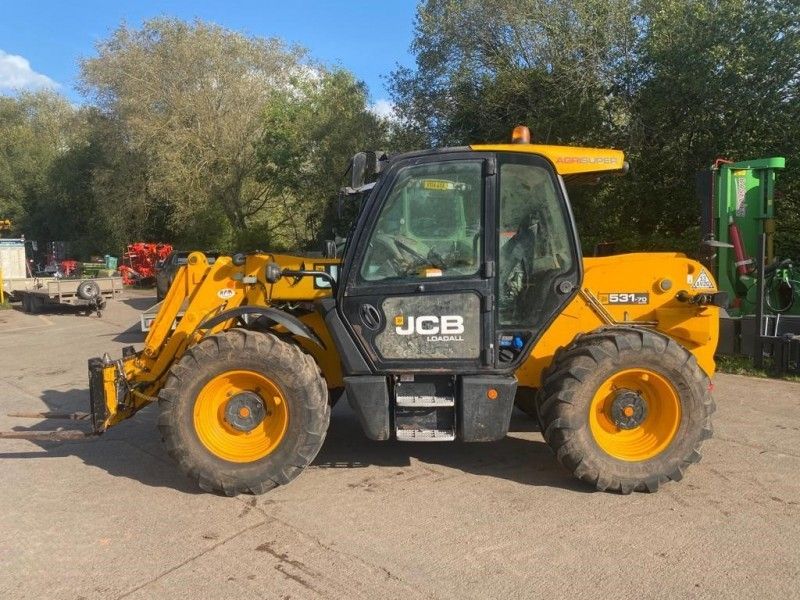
[698, 156, 800, 370]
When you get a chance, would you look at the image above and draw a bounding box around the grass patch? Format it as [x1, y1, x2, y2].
[0, 299, 12, 310]
[716, 354, 800, 382]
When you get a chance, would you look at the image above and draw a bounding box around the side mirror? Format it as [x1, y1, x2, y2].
[324, 240, 337, 258]
[351, 152, 368, 189]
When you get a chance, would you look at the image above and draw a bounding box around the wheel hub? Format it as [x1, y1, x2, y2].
[610, 390, 648, 429]
[224, 392, 266, 432]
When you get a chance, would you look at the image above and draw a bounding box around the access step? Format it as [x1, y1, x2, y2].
[394, 375, 456, 442]
[395, 428, 456, 442]
[395, 395, 455, 408]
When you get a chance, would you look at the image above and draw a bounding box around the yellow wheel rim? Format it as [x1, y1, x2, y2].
[193, 370, 289, 463]
[589, 368, 681, 462]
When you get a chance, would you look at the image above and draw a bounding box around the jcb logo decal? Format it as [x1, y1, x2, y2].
[395, 315, 464, 341]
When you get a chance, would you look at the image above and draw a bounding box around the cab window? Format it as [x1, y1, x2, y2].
[360, 161, 482, 282]
[498, 161, 575, 325]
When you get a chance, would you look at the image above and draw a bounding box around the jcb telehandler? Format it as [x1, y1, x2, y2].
[7, 127, 722, 495]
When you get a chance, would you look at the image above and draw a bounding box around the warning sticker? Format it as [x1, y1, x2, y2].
[735, 176, 747, 217]
[693, 270, 715, 289]
[422, 179, 455, 191]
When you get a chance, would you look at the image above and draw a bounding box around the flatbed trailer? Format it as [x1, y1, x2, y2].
[16, 276, 123, 316]
[3, 276, 56, 299]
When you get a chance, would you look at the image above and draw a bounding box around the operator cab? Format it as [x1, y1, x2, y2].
[323, 127, 624, 442]
[337, 127, 586, 372]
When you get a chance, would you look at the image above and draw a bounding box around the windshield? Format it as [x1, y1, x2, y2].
[360, 161, 483, 282]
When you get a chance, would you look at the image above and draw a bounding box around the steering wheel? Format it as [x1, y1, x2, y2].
[393, 238, 427, 262]
[369, 234, 426, 277]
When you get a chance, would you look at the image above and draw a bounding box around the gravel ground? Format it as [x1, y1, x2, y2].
[0, 291, 798, 599]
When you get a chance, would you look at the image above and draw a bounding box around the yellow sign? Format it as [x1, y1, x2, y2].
[422, 179, 454, 191]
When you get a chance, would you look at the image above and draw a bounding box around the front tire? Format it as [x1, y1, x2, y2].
[537, 327, 714, 494]
[158, 329, 330, 495]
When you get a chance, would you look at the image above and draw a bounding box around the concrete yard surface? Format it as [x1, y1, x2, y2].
[0, 292, 798, 599]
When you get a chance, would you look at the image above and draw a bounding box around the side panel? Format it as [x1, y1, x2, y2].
[375, 293, 481, 360]
[516, 253, 720, 389]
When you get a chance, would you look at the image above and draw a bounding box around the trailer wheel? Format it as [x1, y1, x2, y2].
[537, 327, 714, 494]
[158, 329, 330, 495]
[76, 280, 101, 300]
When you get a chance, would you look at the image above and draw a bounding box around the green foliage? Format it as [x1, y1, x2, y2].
[79, 18, 310, 250]
[392, 0, 800, 257]
[4, 8, 798, 261]
[716, 355, 800, 382]
[256, 69, 387, 249]
[0, 91, 75, 234]
[627, 0, 800, 256]
[0, 18, 386, 257]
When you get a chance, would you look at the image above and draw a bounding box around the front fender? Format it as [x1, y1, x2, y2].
[198, 306, 326, 350]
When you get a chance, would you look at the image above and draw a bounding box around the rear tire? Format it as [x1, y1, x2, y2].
[537, 327, 714, 494]
[158, 329, 330, 495]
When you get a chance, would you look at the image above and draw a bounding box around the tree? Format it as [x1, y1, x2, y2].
[80, 18, 308, 249]
[256, 69, 387, 249]
[630, 0, 800, 254]
[0, 91, 76, 235]
[389, 0, 638, 147]
[391, 0, 800, 256]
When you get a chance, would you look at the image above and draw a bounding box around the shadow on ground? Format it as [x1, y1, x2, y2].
[120, 292, 157, 311]
[11, 302, 98, 317]
[1, 388, 591, 495]
[0, 388, 202, 494]
[111, 321, 147, 344]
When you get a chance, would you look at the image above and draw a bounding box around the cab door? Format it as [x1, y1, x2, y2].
[338, 152, 496, 373]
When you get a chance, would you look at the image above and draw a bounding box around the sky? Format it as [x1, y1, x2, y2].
[0, 0, 418, 117]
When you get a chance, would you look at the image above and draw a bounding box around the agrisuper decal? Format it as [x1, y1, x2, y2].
[555, 156, 618, 165]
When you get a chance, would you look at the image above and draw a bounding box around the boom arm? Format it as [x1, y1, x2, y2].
[90, 251, 341, 432]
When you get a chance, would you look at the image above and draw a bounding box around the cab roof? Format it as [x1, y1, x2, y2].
[387, 143, 626, 178]
[470, 143, 626, 176]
